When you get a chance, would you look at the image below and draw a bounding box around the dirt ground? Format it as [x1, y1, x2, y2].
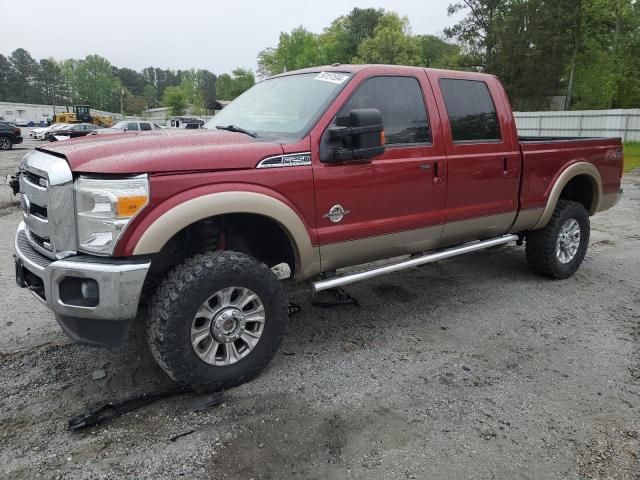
[0, 135, 638, 479]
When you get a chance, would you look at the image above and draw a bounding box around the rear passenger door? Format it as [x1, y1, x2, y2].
[428, 71, 521, 245]
[313, 74, 447, 271]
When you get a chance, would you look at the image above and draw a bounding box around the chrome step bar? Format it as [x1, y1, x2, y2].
[312, 234, 519, 292]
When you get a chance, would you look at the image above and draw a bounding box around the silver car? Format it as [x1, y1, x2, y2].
[92, 121, 164, 135]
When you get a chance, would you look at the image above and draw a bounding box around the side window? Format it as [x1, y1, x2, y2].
[127, 122, 139, 131]
[439, 79, 501, 142]
[140, 122, 152, 131]
[338, 76, 431, 145]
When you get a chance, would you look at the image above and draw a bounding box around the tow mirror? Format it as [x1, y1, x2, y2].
[325, 108, 385, 162]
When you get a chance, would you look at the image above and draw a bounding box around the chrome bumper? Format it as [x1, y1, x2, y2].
[14, 222, 150, 346]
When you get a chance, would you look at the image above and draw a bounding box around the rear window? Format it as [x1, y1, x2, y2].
[439, 79, 501, 142]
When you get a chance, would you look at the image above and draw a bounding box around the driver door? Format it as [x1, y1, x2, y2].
[312, 73, 447, 271]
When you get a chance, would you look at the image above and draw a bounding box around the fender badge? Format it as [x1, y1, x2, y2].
[324, 204, 350, 223]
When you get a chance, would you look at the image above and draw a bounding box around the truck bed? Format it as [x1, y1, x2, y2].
[518, 136, 623, 214]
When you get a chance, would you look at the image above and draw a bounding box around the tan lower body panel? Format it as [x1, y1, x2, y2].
[509, 208, 544, 233]
[597, 191, 622, 213]
[318, 211, 520, 273]
[440, 211, 516, 248]
[319, 224, 443, 272]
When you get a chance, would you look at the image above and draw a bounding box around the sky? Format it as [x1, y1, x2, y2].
[0, 0, 461, 74]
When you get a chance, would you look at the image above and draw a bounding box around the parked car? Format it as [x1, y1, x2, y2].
[92, 120, 163, 135]
[0, 121, 23, 150]
[169, 117, 204, 129]
[14, 65, 623, 392]
[46, 123, 98, 141]
[32, 123, 66, 139]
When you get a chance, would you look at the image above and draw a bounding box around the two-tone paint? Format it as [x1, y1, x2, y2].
[38, 64, 624, 281]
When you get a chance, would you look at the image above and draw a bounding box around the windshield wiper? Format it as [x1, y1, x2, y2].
[215, 124, 258, 138]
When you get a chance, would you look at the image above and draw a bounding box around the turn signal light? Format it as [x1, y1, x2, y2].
[380, 130, 386, 145]
[116, 195, 148, 218]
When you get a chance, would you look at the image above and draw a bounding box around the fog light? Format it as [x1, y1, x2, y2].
[81, 279, 99, 303]
[59, 277, 99, 307]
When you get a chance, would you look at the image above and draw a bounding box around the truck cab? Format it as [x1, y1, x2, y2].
[13, 65, 623, 391]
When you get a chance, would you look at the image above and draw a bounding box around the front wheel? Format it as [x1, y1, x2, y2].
[0, 136, 13, 150]
[146, 251, 288, 391]
[525, 200, 590, 279]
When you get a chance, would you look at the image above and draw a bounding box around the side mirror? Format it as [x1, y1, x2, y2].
[324, 108, 385, 162]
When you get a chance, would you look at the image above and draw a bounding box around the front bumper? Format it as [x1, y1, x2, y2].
[14, 222, 150, 347]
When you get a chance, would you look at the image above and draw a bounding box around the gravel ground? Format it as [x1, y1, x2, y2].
[0, 134, 638, 479]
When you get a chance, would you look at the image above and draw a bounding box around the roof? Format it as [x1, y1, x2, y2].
[271, 64, 493, 81]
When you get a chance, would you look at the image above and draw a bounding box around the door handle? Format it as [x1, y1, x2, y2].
[432, 161, 443, 185]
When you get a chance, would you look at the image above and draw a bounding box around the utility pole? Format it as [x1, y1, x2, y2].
[120, 88, 124, 117]
[565, 0, 582, 111]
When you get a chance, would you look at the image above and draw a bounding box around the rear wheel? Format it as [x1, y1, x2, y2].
[0, 136, 13, 150]
[146, 250, 288, 391]
[526, 200, 590, 279]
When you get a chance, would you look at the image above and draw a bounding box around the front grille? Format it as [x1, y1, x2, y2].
[19, 151, 74, 258]
[29, 203, 47, 220]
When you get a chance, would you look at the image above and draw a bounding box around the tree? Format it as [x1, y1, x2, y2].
[117, 67, 147, 96]
[258, 8, 387, 77]
[0, 54, 11, 101]
[417, 35, 464, 68]
[216, 68, 255, 100]
[571, 0, 640, 109]
[355, 13, 423, 66]
[65, 55, 121, 111]
[258, 27, 322, 77]
[318, 8, 385, 65]
[6, 48, 40, 103]
[162, 86, 187, 116]
[201, 70, 217, 111]
[37, 58, 66, 110]
[445, 0, 506, 70]
[125, 95, 146, 115]
[445, 0, 583, 109]
[143, 84, 158, 109]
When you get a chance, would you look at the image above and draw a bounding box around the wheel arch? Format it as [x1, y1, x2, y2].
[533, 162, 602, 230]
[132, 191, 321, 280]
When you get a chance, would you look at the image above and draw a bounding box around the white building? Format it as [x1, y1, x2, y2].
[0, 102, 123, 126]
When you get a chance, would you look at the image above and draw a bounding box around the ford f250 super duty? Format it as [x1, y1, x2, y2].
[13, 65, 623, 390]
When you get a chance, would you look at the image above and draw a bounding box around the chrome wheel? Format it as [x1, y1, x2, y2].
[556, 218, 581, 264]
[0, 137, 11, 150]
[191, 286, 265, 366]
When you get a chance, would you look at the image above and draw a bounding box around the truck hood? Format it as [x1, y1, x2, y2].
[38, 129, 284, 174]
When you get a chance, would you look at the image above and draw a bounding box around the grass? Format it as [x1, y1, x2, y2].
[624, 142, 640, 173]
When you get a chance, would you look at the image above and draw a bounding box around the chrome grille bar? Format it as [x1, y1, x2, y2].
[18, 150, 75, 259]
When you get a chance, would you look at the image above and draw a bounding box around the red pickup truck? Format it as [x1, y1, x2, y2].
[14, 65, 623, 391]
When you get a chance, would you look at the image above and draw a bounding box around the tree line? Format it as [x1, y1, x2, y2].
[259, 2, 639, 110]
[1, 2, 638, 114]
[0, 49, 255, 116]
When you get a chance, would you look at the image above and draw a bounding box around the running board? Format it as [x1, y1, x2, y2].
[312, 234, 519, 292]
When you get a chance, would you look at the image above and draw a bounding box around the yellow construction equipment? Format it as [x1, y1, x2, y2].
[53, 105, 113, 127]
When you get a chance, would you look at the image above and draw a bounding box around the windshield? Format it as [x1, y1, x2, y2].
[111, 121, 127, 130]
[204, 72, 352, 139]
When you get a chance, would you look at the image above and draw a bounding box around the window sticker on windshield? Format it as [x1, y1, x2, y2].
[314, 72, 350, 84]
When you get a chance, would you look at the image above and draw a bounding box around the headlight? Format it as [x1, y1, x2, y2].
[75, 175, 149, 255]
